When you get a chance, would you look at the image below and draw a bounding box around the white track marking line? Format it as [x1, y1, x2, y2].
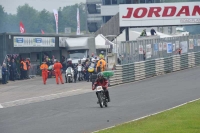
[0, 104, 3, 108]
[92, 98, 200, 133]
[4, 89, 82, 104]
[0, 89, 84, 108]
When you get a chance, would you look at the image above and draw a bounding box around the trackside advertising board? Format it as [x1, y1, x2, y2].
[14, 37, 55, 47]
[119, 2, 200, 27]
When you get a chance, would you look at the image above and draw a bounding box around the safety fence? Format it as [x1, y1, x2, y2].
[0, 66, 2, 80]
[118, 34, 200, 64]
[109, 51, 200, 86]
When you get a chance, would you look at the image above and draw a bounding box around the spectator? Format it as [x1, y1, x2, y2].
[150, 28, 156, 35]
[176, 48, 182, 55]
[2, 63, 7, 84]
[140, 29, 147, 37]
[143, 50, 146, 61]
[25, 58, 31, 79]
[6, 57, 11, 82]
[10, 59, 16, 81]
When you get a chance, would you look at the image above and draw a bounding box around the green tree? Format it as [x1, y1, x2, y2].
[0, 5, 5, 32]
[59, 3, 86, 33]
[38, 9, 54, 33]
[17, 4, 39, 33]
[4, 13, 18, 32]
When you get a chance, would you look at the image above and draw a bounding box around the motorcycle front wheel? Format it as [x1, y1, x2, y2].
[97, 92, 103, 108]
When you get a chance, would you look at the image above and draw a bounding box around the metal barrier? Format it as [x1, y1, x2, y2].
[0, 66, 2, 80]
[109, 51, 200, 86]
[29, 64, 37, 78]
[118, 34, 200, 64]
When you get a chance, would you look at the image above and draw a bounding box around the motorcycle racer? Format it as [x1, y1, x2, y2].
[92, 72, 110, 102]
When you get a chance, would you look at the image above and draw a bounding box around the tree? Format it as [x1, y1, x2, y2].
[17, 4, 39, 33]
[0, 5, 5, 32]
[38, 9, 54, 33]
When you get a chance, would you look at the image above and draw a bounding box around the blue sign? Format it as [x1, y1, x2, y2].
[35, 38, 42, 43]
[167, 43, 173, 53]
[15, 38, 24, 43]
[194, 39, 197, 46]
[154, 43, 158, 51]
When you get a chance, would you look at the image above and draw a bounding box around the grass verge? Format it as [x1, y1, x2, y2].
[96, 99, 200, 133]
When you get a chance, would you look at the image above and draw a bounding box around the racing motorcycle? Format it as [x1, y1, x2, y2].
[96, 86, 108, 108]
[65, 67, 74, 83]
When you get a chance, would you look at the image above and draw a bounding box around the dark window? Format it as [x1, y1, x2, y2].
[118, 0, 125, 4]
[87, 4, 97, 14]
[112, 0, 117, 4]
[105, 0, 111, 5]
[88, 23, 98, 32]
[140, 0, 145, 3]
[147, 0, 153, 3]
[104, 16, 112, 23]
[126, 0, 132, 4]
[133, 0, 139, 3]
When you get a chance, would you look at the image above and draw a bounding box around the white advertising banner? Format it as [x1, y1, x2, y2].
[158, 43, 162, 51]
[139, 45, 143, 54]
[14, 37, 55, 47]
[76, 8, 80, 35]
[53, 9, 58, 34]
[146, 44, 152, 59]
[189, 39, 194, 49]
[198, 39, 200, 46]
[175, 41, 180, 49]
[173, 44, 175, 51]
[180, 41, 188, 53]
[163, 42, 167, 50]
[119, 2, 200, 27]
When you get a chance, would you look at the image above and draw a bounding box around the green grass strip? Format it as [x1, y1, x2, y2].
[97, 99, 200, 133]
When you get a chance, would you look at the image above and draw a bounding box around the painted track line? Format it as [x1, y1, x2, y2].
[92, 98, 200, 133]
[0, 89, 90, 108]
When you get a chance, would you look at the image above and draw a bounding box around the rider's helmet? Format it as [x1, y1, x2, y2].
[97, 72, 104, 80]
[67, 58, 72, 64]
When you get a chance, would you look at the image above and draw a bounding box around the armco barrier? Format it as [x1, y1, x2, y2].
[0, 66, 2, 80]
[109, 52, 200, 86]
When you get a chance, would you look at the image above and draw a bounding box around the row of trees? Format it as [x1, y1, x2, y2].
[0, 3, 87, 34]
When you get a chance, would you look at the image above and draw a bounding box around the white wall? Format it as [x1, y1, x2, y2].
[101, 5, 118, 16]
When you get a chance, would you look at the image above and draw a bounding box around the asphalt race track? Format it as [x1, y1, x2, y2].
[0, 67, 200, 133]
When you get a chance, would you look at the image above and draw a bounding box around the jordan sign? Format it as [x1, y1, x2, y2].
[119, 2, 200, 27]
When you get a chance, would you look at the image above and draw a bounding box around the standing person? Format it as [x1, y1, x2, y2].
[143, 50, 146, 61]
[96, 56, 106, 73]
[150, 28, 156, 35]
[25, 58, 31, 79]
[6, 57, 11, 83]
[85, 61, 90, 82]
[20, 59, 26, 80]
[2, 63, 7, 84]
[10, 59, 16, 81]
[53, 60, 64, 84]
[40, 61, 48, 85]
[140, 29, 147, 37]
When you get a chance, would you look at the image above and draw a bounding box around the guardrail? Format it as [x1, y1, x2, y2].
[0, 66, 2, 80]
[109, 51, 200, 86]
